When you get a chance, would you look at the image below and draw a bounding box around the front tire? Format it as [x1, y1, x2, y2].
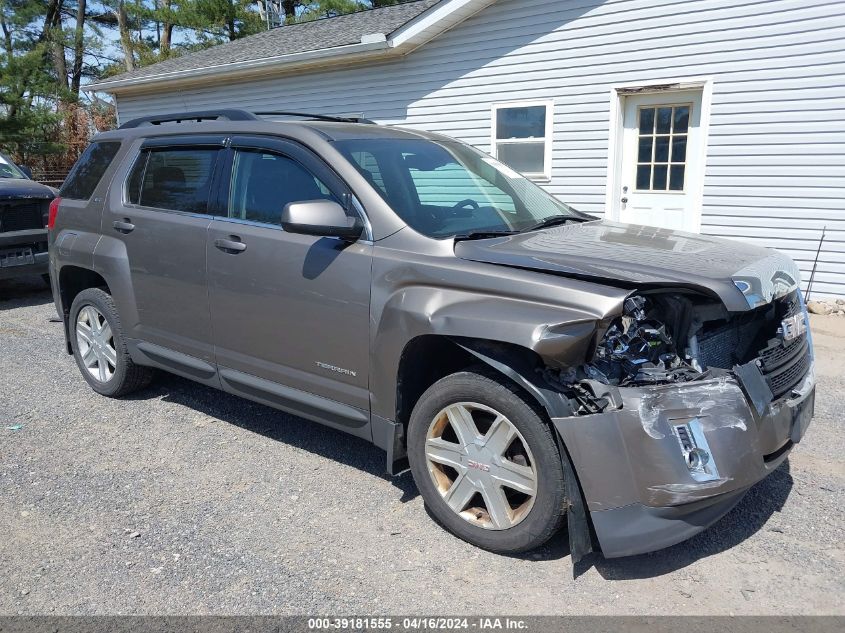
[69, 288, 153, 397]
[407, 368, 566, 554]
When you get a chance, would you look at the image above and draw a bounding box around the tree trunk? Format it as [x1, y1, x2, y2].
[115, 1, 136, 71]
[70, 0, 87, 94]
[160, 0, 173, 56]
[44, 0, 68, 90]
[228, 0, 236, 41]
[52, 22, 69, 91]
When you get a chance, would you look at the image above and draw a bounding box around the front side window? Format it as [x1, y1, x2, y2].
[60, 141, 121, 200]
[228, 150, 338, 226]
[336, 138, 589, 239]
[492, 102, 553, 180]
[127, 147, 218, 213]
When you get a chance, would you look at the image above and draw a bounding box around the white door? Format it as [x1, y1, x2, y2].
[618, 90, 703, 232]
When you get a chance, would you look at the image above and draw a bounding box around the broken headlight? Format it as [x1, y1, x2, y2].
[586, 295, 700, 386]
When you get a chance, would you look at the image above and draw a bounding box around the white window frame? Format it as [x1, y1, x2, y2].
[491, 99, 554, 182]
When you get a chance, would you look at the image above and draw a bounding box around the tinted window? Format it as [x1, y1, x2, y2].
[228, 150, 338, 226]
[60, 141, 121, 200]
[127, 147, 218, 212]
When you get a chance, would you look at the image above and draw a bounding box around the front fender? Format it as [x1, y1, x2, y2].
[368, 247, 629, 422]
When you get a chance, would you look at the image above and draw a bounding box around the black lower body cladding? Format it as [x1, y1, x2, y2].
[552, 369, 815, 558]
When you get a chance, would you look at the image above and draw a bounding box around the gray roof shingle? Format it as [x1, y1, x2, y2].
[96, 0, 441, 87]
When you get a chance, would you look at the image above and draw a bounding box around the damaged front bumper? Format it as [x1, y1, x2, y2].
[552, 367, 815, 558]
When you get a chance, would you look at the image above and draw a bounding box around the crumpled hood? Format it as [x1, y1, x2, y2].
[0, 178, 57, 200]
[454, 220, 800, 312]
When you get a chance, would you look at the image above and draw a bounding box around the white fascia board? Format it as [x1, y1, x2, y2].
[83, 39, 391, 93]
[389, 0, 498, 50]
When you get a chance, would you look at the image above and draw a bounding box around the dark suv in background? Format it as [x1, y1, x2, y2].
[48, 110, 815, 560]
[0, 151, 57, 283]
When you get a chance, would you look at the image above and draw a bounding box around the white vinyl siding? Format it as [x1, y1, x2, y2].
[116, 0, 845, 297]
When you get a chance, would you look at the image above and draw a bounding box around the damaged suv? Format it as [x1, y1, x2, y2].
[49, 110, 814, 559]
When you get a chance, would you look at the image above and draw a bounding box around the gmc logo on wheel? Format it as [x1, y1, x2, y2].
[467, 460, 491, 472]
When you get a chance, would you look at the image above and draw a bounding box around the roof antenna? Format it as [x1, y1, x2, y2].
[805, 225, 826, 301]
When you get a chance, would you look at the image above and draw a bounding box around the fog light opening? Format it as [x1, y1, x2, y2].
[672, 420, 720, 482]
[686, 447, 710, 471]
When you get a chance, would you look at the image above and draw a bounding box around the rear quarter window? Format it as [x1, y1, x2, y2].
[59, 141, 122, 200]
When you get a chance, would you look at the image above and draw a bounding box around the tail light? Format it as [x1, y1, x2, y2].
[47, 197, 61, 229]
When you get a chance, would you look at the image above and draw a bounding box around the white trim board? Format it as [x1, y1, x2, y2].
[605, 77, 713, 232]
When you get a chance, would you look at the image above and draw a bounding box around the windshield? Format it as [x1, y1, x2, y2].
[333, 138, 592, 238]
[0, 153, 26, 179]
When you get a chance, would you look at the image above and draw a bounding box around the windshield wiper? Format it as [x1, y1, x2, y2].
[453, 230, 518, 242]
[519, 215, 584, 234]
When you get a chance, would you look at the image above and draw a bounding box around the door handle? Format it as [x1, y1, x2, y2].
[113, 219, 135, 234]
[214, 237, 247, 254]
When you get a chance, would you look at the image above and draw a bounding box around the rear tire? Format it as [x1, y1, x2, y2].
[69, 288, 153, 397]
[407, 368, 566, 554]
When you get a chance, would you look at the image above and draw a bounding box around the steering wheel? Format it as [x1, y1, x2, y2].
[452, 199, 480, 210]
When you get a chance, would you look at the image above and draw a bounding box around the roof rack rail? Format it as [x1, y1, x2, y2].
[254, 111, 377, 124]
[119, 109, 259, 129]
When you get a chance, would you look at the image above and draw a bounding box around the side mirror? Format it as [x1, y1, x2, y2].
[281, 200, 363, 241]
[19, 165, 33, 179]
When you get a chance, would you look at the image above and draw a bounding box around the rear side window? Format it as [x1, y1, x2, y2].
[60, 141, 121, 200]
[127, 147, 218, 213]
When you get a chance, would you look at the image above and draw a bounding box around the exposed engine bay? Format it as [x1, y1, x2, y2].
[549, 288, 811, 413]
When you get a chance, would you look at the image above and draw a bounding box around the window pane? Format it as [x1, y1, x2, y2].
[139, 148, 218, 213]
[126, 153, 148, 204]
[347, 150, 387, 196]
[639, 108, 655, 134]
[407, 161, 515, 212]
[229, 151, 337, 225]
[60, 141, 121, 200]
[669, 165, 685, 190]
[653, 164, 668, 190]
[656, 107, 672, 134]
[496, 106, 547, 140]
[636, 165, 651, 190]
[674, 106, 690, 133]
[654, 136, 670, 163]
[497, 142, 545, 175]
[671, 136, 687, 162]
[637, 137, 653, 162]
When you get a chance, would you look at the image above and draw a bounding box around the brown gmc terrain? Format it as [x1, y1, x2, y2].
[48, 110, 815, 559]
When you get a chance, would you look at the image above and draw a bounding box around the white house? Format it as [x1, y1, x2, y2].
[85, 0, 845, 298]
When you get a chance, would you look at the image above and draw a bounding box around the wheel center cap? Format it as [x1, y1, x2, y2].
[464, 445, 493, 486]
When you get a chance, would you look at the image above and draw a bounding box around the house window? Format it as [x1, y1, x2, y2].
[492, 101, 553, 180]
[635, 104, 690, 191]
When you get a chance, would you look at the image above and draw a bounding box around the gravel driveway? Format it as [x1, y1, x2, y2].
[1, 276, 843, 615]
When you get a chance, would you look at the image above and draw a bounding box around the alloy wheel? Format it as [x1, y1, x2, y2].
[424, 402, 538, 530]
[76, 305, 117, 383]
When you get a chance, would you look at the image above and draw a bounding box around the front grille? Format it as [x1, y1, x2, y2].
[758, 334, 804, 371]
[0, 200, 48, 232]
[697, 290, 811, 401]
[756, 291, 811, 400]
